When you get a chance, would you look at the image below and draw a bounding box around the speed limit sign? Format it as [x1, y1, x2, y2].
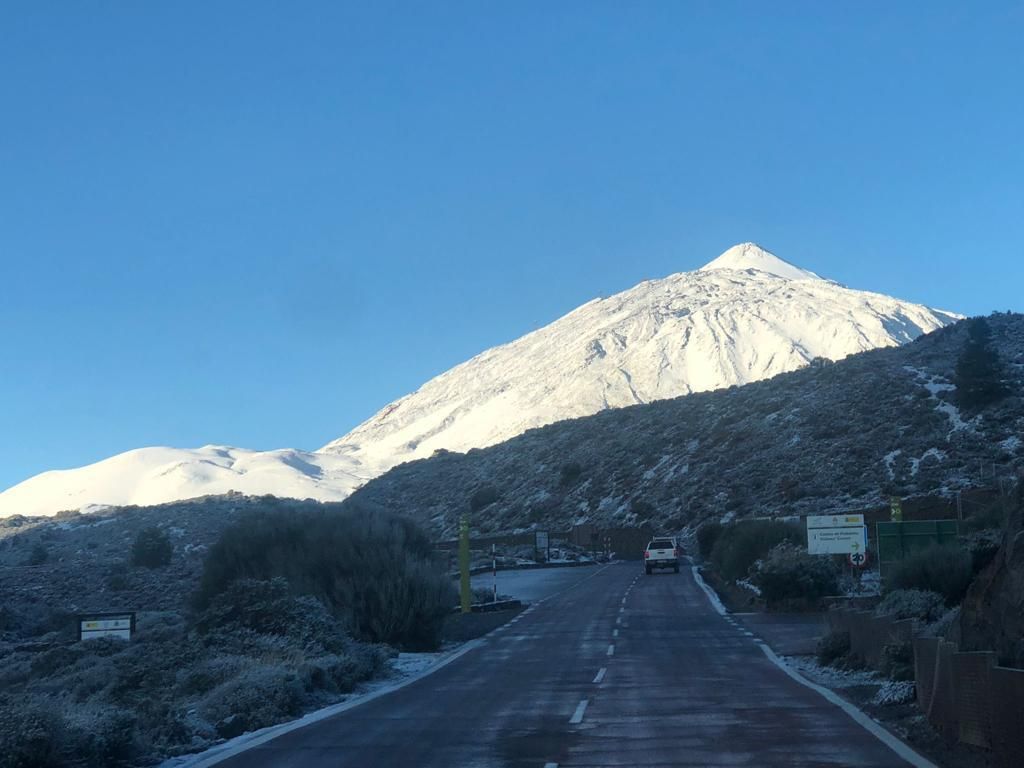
[848, 551, 867, 568]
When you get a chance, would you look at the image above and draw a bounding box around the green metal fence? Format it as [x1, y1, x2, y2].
[877, 519, 960, 578]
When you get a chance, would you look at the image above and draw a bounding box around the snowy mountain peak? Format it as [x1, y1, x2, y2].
[700, 242, 822, 281]
[0, 243, 961, 518]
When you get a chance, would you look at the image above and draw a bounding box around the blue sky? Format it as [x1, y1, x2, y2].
[2, 1, 1022, 490]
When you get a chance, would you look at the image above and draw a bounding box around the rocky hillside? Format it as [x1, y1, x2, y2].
[346, 314, 1024, 537]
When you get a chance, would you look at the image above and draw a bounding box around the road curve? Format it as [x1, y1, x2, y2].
[213, 562, 917, 767]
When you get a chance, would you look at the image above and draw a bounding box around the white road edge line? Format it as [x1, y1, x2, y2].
[544, 763, 559, 768]
[689, 565, 936, 768]
[569, 698, 589, 725]
[183, 637, 488, 767]
[690, 565, 728, 616]
[593, 667, 607, 684]
[758, 644, 937, 768]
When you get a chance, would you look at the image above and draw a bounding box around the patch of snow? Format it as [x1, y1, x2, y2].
[910, 448, 946, 476]
[1001, 436, 1021, 454]
[872, 680, 916, 706]
[782, 655, 882, 689]
[883, 450, 901, 480]
[736, 577, 762, 596]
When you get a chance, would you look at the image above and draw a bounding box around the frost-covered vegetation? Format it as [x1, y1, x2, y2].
[0, 506, 451, 767]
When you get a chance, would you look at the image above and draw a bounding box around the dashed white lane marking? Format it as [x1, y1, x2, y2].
[593, 667, 607, 684]
[618, 606, 625, 614]
[569, 700, 593, 724]
[606, 643, 615, 656]
[612, 629, 619, 638]
[615, 616, 622, 625]
[544, 763, 559, 768]
[569, 699, 589, 725]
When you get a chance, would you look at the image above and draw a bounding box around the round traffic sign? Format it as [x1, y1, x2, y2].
[848, 551, 867, 568]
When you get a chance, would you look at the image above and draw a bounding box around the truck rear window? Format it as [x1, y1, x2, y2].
[649, 540, 675, 550]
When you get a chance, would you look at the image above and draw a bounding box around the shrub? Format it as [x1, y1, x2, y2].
[469, 485, 499, 512]
[200, 665, 304, 735]
[194, 506, 456, 650]
[888, 544, 973, 605]
[26, 543, 48, 566]
[954, 317, 1009, 410]
[709, 519, 803, 582]
[696, 521, 724, 559]
[749, 542, 838, 606]
[106, 562, 130, 592]
[559, 462, 582, 486]
[816, 630, 851, 667]
[874, 589, 946, 622]
[131, 527, 172, 569]
[0, 703, 66, 768]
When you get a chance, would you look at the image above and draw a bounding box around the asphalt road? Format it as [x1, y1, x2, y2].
[215, 562, 917, 767]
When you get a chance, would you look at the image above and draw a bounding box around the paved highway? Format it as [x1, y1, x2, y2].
[213, 562, 921, 767]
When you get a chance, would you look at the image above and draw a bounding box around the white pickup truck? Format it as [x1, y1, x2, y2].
[644, 537, 681, 575]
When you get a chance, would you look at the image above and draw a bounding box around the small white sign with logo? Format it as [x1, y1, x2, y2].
[79, 614, 134, 641]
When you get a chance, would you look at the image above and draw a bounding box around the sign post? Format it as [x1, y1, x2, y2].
[806, 514, 868, 556]
[458, 515, 471, 614]
[535, 530, 549, 562]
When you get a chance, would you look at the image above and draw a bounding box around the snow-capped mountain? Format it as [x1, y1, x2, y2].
[0, 243, 960, 518]
[320, 243, 958, 467]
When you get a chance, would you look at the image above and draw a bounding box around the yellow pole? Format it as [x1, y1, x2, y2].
[459, 515, 471, 614]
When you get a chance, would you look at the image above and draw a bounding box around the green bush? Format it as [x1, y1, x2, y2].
[131, 527, 172, 569]
[696, 521, 724, 559]
[709, 519, 803, 582]
[749, 542, 838, 606]
[816, 630, 851, 667]
[194, 506, 456, 650]
[469, 485, 499, 512]
[874, 589, 946, 622]
[0, 703, 65, 768]
[888, 544, 973, 605]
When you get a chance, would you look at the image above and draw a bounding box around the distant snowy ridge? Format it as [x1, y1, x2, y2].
[0, 243, 960, 518]
[0, 446, 372, 517]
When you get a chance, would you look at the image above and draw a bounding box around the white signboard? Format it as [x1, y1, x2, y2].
[79, 614, 134, 641]
[806, 514, 864, 529]
[808, 527, 867, 555]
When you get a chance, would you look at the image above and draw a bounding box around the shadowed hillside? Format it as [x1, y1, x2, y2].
[345, 314, 1024, 537]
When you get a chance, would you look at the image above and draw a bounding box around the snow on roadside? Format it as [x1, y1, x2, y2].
[161, 647, 468, 768]
[782, 655, 881, 689]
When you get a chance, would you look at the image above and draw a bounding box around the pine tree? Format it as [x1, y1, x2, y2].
[953, 317, 1008, 410]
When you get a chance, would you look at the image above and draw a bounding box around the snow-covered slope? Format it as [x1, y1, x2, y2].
[0, 446, 373, 517]
[320, 243, 959, 467]
[0, 243, 960, 517]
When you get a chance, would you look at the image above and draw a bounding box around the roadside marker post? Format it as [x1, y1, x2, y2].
[459, 515, 471, 614]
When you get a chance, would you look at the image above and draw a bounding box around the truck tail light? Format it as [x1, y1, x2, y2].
[644, 550, 650, 559]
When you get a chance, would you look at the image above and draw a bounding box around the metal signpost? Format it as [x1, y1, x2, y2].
[535, 530, 549, 562]
[78, 613, 135, 642]
[806, 514, 867, 556]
